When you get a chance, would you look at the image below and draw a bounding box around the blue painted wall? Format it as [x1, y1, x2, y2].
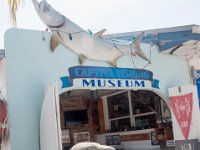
[5, 28, 190, 150]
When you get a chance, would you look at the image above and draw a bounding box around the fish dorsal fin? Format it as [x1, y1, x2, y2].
[133, 32, 144, 47]
[94, 29, 106, 37]
[50, 33, 59, 52]
[79, 54, 87, 65]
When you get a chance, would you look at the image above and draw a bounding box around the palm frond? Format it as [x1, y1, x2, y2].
[7, 0, 22, 27]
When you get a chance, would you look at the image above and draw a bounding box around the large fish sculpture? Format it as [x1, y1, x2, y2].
[32, 0, 151, 66]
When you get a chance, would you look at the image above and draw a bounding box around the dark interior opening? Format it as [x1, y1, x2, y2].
[64, 109, 88, 125]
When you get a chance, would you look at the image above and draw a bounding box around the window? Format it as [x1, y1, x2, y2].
[110, 118, 131, 132]
[131, 90, 158, 115]
[135, 114, 157, 130]
[104, 90, 166, 132]
[107, 91, 131, 131]
[107, 92, 130, 119]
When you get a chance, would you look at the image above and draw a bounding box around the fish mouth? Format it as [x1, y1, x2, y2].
[32, 0, 65, 28]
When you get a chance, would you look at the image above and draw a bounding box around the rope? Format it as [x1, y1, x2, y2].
[100, 30, 153, 80]
[51, 29, 86, 35]
[141, 44, 153, 69]
[130, 43, 153, 82]
[149, 43, 153, 63]
[137, 96, 170, 124]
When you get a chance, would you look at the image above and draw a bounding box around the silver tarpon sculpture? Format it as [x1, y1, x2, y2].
[32, 0, 151, 66]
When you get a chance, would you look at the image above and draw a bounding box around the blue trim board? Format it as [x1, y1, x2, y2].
[112, 27, 200, 52]
[158, 30, 200, 51]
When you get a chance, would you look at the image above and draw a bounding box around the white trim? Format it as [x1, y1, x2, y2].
[133, 112, 156, 117]
[128, 91, 134, 127]
[110, 116, 131, 121]
[102, 96, 109, 130]
[101, 90, 128, 99]
[54, 83, 62, 150]
[104, 128, 155, 136]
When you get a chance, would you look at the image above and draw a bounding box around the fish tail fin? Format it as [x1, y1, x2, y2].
[131, 32, 151, 63]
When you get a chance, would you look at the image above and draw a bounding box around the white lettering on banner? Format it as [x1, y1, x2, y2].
[72, 78, 152, 89]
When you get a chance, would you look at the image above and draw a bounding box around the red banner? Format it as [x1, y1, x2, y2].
[170, 93, 193, 140]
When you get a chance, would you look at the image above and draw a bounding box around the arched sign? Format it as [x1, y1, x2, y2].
[60, 66, 159, 89]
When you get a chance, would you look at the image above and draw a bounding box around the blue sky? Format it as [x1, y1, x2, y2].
[1, 0, 200, 48]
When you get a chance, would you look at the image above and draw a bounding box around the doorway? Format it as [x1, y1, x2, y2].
[59, 89, 173, 149]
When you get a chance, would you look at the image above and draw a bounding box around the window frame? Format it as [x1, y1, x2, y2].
[102, 90, 161, 131]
